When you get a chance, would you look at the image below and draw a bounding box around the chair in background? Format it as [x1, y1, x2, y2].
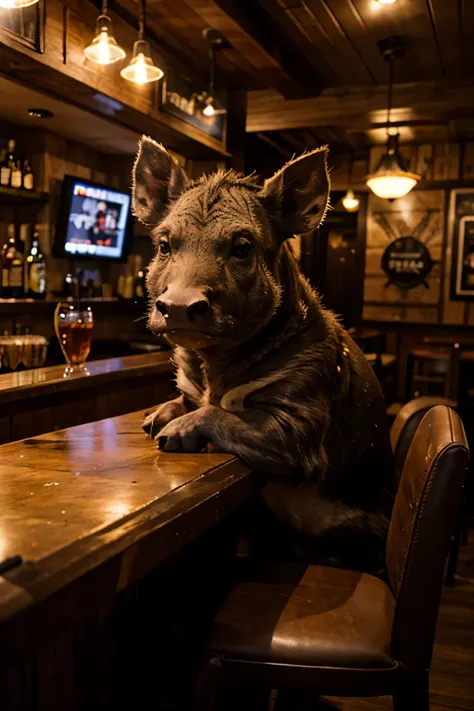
[194, 406, 469, 711]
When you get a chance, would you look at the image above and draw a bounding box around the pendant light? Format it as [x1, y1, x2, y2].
[366, 37, 420, 201]
[342, 189, 360, 212]
[121, 0, 163, 85]
[201, 28, 229, 117]
[0, 0, 39, 7]
[84, 1, 126, 65]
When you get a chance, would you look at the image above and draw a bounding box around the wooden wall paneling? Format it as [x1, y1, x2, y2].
[446, 142, 461, 179]
[364, 189, 445, 323]
[226, 89, 247, 173]
[416, 143, 433, 179]
[369, 145, 385, 175]
[351, 157, 368, 184]
[463, 143, 474, 180]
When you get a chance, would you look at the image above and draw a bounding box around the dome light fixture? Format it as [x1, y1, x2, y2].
[342, 189, 360, 212]
[0, 0, 39, 7]
[366, 37, 420, 201]
[84, 2, 126, 66]
[121, 0, 164, 85]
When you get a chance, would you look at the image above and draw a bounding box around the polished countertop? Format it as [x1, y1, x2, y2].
[0, 352, 173, 405]
[0, 410, 254, 630]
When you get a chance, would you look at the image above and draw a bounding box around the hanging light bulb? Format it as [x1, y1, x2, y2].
[84, 3, 126, 66]
[202, 97, 216, 117]
[342, 190, 360, 212]
[0, 0, 39, 7]
[366, 38, 420, 200]
[121, 0, 164, 85]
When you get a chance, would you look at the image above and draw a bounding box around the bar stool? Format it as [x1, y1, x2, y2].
[193, 406, 469, 711]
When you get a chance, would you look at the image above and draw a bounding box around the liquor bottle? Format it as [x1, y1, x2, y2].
[22, 158, 34, 191]
[0, 148, 11, 188]
[0, 140, 17, 188]
[3, 224, 24, 299]
[26, 229, 46, 300]
[10, 159, 22, 190]
[0, 239, 7, 298]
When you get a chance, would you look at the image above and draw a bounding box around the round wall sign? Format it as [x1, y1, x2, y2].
[381, 236, 433, 290]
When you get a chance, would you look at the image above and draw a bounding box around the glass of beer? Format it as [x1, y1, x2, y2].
[54, 301, 94, 377]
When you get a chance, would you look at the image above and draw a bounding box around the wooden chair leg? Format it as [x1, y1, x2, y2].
[193, 656, 222, 711]
[393, 674, 429, 711]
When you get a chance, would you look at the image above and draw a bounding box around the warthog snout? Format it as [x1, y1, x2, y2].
[155, 286, 210, 329]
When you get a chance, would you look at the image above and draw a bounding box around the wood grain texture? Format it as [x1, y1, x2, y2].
[0, 353, 172, 406]
[0, 409, 255, 639]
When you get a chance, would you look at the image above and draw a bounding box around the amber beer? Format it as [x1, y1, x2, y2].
[58, 320, 93, 365]
[54, 302, 94, 373]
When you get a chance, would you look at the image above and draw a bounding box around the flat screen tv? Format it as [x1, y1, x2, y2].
[55, 176, 132, 260]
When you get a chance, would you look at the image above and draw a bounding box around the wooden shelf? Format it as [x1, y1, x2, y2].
[0, 186, 49, 205]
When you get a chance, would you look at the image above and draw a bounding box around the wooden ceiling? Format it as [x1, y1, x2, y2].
[111, 0, 474, 150]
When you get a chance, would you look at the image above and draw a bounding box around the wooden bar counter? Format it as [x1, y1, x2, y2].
[0, 353, 175, 444]
[0, 411, 255, 710]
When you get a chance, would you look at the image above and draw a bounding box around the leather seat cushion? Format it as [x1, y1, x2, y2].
[208, 564, 396, 669]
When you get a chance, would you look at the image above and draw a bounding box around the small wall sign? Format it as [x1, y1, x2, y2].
[381, 236, 433, 289]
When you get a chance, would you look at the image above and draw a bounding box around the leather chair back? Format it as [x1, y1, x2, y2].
[390, 396, 457, 480]
[387, 405, 468, 673]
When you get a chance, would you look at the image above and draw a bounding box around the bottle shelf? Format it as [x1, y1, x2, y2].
[0, 186, 49, 205]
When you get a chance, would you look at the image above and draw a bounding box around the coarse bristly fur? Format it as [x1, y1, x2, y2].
[133, 136, 396, 570]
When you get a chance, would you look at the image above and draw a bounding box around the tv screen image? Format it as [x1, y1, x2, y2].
[57, 178, 132, 260]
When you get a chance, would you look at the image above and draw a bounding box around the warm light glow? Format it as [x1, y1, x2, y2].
[120, 40, 163, 84]
[376, 0, 398, 4]
[0, 0, 39, 7]
[84, 17, 126, 66]
[342, 189, 360, 212]
[202, 102, 215, 117]
[366, 174, 419, 200]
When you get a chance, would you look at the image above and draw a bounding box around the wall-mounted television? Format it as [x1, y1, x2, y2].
[54, 176, 132, 261]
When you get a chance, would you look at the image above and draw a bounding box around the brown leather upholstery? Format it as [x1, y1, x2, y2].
[390, 396, 457, 478]
[210, 565, 395, 669]
[201, 406, 469, 702]
[387, 405, 468, 673]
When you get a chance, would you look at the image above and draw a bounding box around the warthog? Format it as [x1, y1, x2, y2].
[133, 137, 395, 565]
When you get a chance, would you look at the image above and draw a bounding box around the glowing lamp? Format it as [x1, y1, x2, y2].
[342, 189, 360, 212]
[84, 15, 126, 65]
[120, 40, 163, 84]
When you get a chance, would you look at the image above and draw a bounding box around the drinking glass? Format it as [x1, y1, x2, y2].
[54, 301, 94, 376]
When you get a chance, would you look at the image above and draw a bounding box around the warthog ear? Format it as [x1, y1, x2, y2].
[260, 146, 330, 236]
[132, 136, 188, 226]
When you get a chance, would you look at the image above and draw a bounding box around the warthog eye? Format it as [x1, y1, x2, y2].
[158, 240, 171, 258]
[232, 241, 253, 259]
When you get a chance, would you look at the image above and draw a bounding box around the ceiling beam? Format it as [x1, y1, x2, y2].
[246, 81, 474, 132]
[184, 0, 324, 98]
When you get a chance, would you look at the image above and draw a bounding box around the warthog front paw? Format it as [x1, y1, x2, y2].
[156, 409, 208, 453]
[143, 398, 188, 438]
